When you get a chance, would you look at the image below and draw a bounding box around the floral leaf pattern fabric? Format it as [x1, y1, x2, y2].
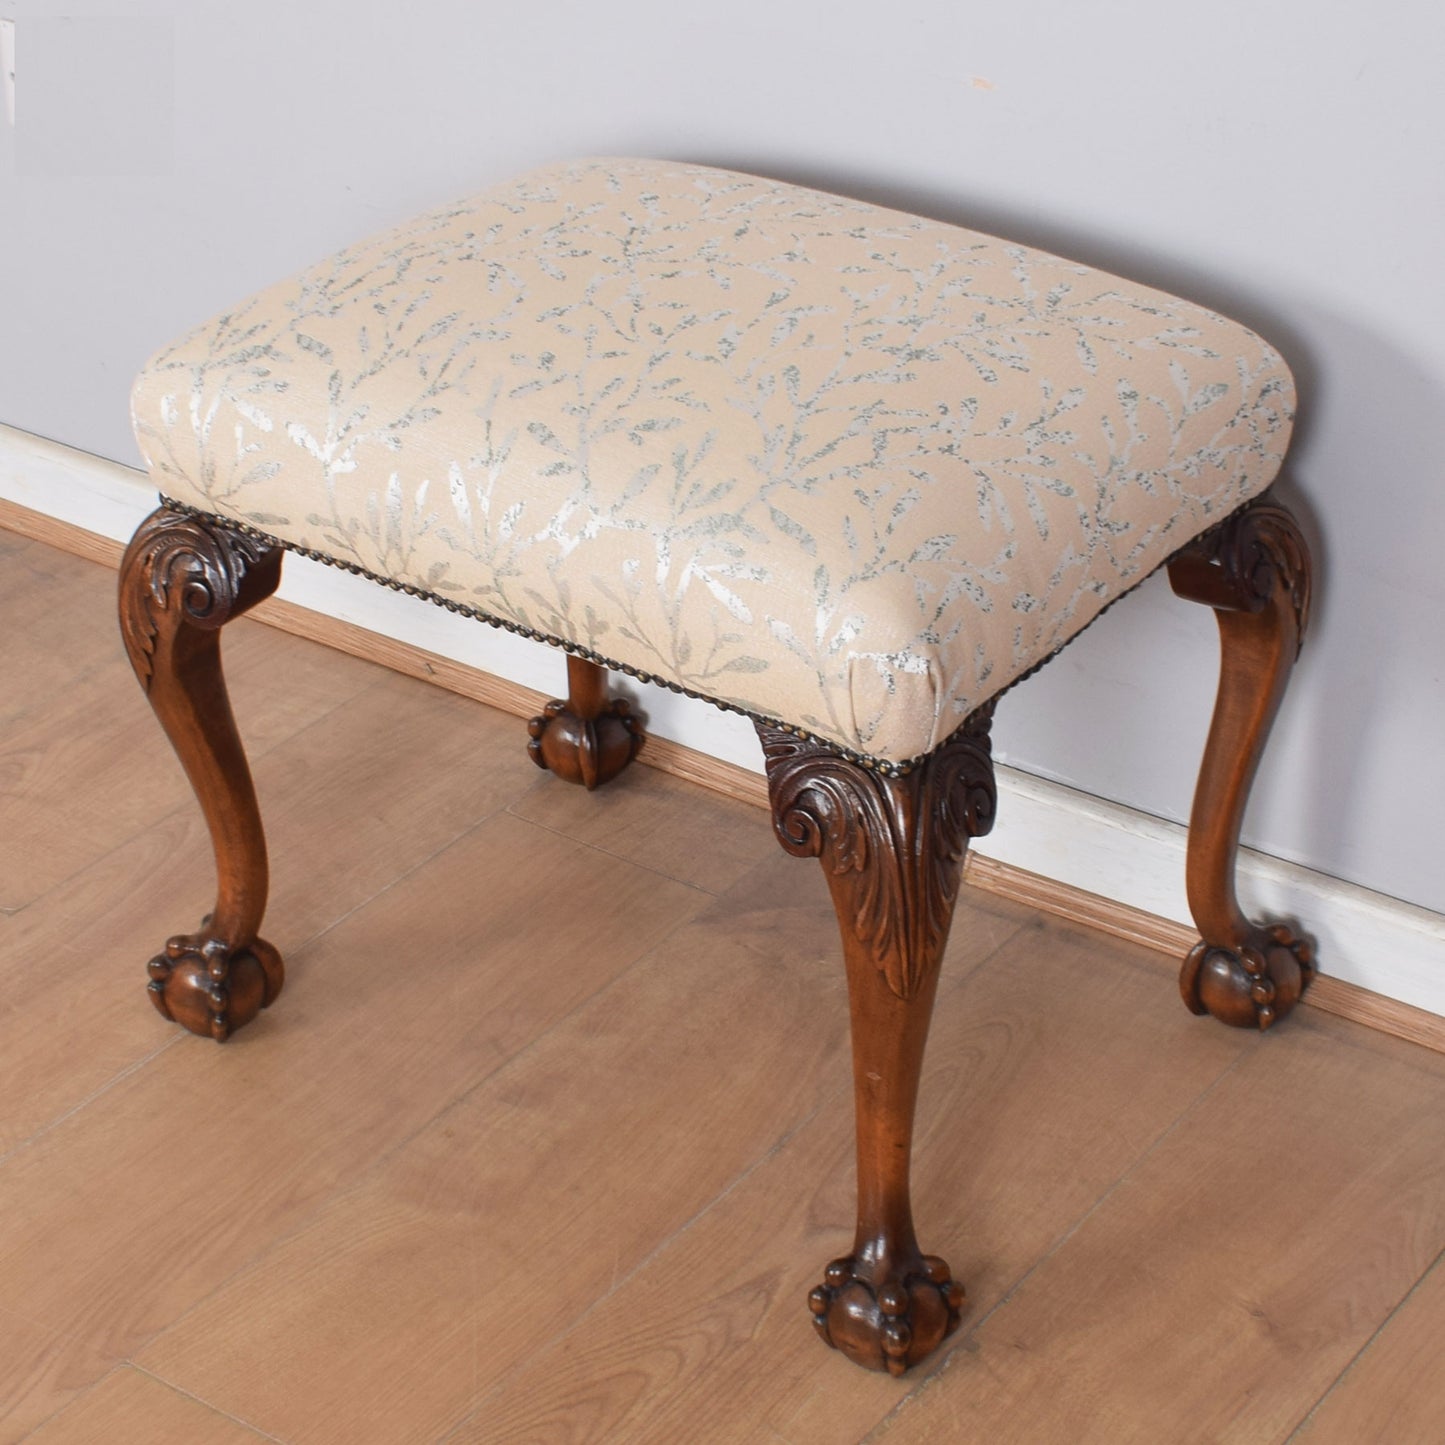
[131, 157, 1294, 765]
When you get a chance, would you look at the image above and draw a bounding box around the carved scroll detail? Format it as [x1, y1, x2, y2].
[1169, 501, 1311, 657]
[757, 708, 996, 1000]
[119, 507, 282, 692]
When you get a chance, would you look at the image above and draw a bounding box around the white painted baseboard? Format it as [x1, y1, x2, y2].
[5, 422, 1442, 1018]
[981, 768, 1445, 1018]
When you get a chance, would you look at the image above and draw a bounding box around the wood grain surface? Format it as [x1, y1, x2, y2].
[3, 530, 1442, 1443]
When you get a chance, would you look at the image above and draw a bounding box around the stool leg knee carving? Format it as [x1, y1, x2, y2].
[528, 654, 643, 789]
[1167, 496, 1315, 1029]
[119, 506, 284, 1041]
[757, 709, 996, 1374]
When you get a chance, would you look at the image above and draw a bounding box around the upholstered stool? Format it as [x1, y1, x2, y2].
[121, 158, 1313, 1375]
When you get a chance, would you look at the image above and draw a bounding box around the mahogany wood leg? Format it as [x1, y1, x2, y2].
[1167, 496, 1315, 1030]
[119, 506, 284, 1041]
[757, 709, 996, 1374]
[527, 654, 643, 789]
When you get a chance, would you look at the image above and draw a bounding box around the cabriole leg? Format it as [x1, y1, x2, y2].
[1167, 496, 1316, 1029]
[527, 654, 643, 789]
[119, 506, 284, 1041]
[757, 709, 996, 1374]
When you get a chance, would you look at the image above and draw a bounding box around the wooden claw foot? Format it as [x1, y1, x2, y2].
[119, 506, 283, 1040]
[810, 1252, 966, 1375]
[527, 654, 643, 789]
[759, 708, 995, 1373]
[1168, 496, 1316, 1031]
[147, 931, 284, 1041]
[1182, 922, 1315, 1031]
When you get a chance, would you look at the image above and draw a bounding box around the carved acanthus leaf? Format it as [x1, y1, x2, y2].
[119, 509, 281, 691]
[757, 710, 996, 999]
[1170, 500, 1311, 655]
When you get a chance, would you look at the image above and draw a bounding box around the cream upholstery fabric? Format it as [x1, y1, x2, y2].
[132, 158, 1294, 766]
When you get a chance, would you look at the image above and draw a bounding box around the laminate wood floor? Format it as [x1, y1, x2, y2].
[3, 531, 1443, 1444]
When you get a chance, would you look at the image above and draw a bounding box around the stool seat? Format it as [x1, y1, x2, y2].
[131, 157, 1294, 767]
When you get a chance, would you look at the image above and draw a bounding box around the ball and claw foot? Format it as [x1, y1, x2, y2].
[146, 930, 284, 1042]
[527, 696, 644, 790]
[808, 1254, 966, 1375]
[1182, 922, 1315, 1031]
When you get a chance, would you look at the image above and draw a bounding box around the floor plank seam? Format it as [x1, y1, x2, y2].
[0, 770, 529, 1172]
[126, 845, 719, 1386]
[0, 660, 397, 925]
[0, 803, 580, 1410]
[444, 1090, 841, 1442]
[9, 1363, 132, 1444]
[441, 915, 1035, 1443]
[1280, 1240, 1445, 1443]
[273, 782, 712, 982]
[267, 800, 515, 973]
[926, 914, 1035, 1032]
[128, 1363, 291, 1443]
[859, 1043, 1255, 1442]
[0, 1034, 181, 1169]
[502, 796, 733, 898]
[0, 1300, 95, 1351]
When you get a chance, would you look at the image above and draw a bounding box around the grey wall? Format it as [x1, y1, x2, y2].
[3, 0, 1442, 911]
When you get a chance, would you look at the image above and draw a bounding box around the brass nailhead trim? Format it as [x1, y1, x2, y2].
[156, 492, 1263, 777]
